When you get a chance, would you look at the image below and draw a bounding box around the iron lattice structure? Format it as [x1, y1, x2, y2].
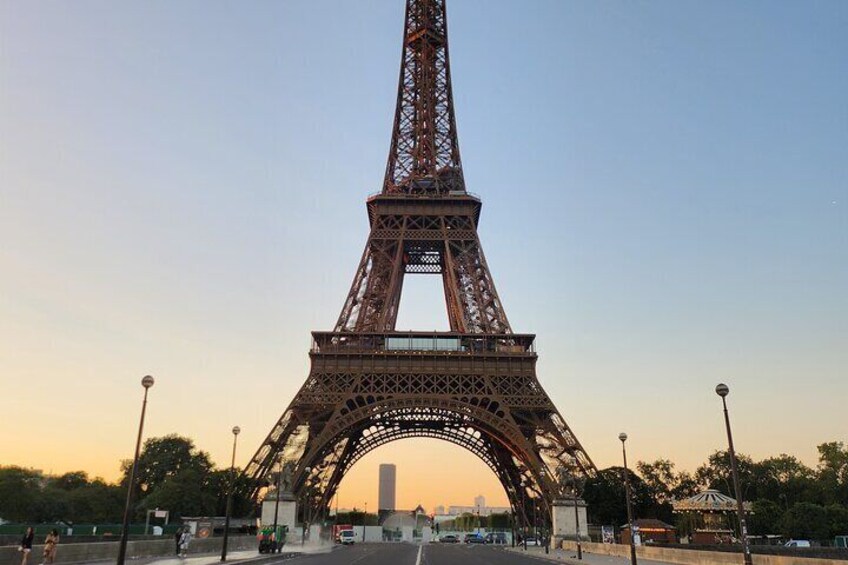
[244, 0, 596, 530]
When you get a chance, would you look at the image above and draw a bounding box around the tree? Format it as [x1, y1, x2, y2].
[825, 504, 848, 538]
[816, 442, 848, 506]
[783, 502, 830, 541]
[748, 499, 784, 535]
[121, 435, 213, 498]
[695, 450, 756, 498]
[0, 467, 43, 522]
[751, 455, 815, 506]
[582, 466, 660, 526]
[140, 469, 217, 519]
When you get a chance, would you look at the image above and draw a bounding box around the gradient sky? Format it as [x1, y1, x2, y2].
[1, 1, 846, 513]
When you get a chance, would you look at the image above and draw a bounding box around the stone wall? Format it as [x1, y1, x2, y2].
[560, 541, 848, 565]
[0, 535, 257, 565]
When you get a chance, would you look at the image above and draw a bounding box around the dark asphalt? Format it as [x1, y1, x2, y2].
[264, 543, 563, 565]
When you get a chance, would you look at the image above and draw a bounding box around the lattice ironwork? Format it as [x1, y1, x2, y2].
[384, 0, 464, 195]
[244, 0, 595, 531]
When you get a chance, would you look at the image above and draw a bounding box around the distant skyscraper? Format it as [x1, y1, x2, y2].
[378, 464, 397, 511]
[474, 495, 486, 510]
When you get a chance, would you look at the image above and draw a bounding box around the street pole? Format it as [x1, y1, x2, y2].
[716, 384, 753, 565]
[301, 467, 312, 546]
[521, 486, 527, 550]
[619, 433, 638, 565]
[221, 426, 240, 562]
[573, 477, 583, 560]
[271, 457, 283, 553]
[117, 376, 154, 565]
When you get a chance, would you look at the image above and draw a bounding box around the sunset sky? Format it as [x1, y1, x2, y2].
[1, 1, 846, 513]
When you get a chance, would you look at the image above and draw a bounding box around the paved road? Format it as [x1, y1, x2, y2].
[260, 543, 676, 565]
[261, 543, 679, 565]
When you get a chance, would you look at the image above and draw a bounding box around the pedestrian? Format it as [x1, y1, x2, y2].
[18, 527, 34, 565]
[174, 529, 181, 556]
[41, 530, 59, 565]
[178, 527, 192, 558]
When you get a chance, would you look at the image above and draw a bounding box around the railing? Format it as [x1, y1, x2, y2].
[311, 332, 535, 354]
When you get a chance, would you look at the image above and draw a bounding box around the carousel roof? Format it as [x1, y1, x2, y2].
[672, 489, 752, 512]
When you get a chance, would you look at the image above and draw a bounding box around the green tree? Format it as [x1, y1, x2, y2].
[583, 466, 660, 526]
[783, 502, 830, 541]
[0, 467, 43, 522]
[751, 455, 815, 506]
[748, 499, 784, 535]
[140, 469, 216, 519]
[695, 450, 756, 498]
[816, 442, 848, 506]
[825, 504, 848, 538]
[66, 480, 124, 523]
[121, 435, 213, 498]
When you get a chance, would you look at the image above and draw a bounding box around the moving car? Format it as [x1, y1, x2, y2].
[464, 533, 485, 544]
[339, 530, 356, 545]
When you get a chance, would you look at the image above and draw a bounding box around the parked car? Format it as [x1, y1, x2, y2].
[523, 536, 540, 546]
[439, 534, 460, 543]
[785, 540, 811, 548]
[464, 533, 486, 544]
[485, 532, 507, 544]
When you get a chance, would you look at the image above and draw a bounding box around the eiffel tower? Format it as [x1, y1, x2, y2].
[244, 0, 596, 528]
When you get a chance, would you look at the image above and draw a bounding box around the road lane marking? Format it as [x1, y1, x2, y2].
[415, 544, 423, 565]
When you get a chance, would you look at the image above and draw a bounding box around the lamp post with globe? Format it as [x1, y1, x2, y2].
[715, 383, 753, 565]
[117, 376, 155, 565]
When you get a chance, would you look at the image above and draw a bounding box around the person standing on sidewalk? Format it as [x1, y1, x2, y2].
[174, 529, 182, 556]
[41, 529, 59, 565]
[18, 527, 35, 565]
[178, 527, 192, 558]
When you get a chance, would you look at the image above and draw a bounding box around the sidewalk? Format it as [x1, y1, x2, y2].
[503, 546, 674, 565]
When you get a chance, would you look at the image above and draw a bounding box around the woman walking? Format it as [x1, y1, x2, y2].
[178, 527, 192, 558]
[41, 530, 59, 565]
[18, 527, 34, 565]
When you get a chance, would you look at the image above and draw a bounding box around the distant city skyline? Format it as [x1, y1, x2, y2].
[2, 1, 845, 516]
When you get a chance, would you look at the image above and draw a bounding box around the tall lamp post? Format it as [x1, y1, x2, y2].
[521, 482, 527, 551]
[301, 467, 312, 546]
[572, 473, 583, 560]
[716, 384, 753, 565]
[117, 375, 155, 565]
[271, 457, 284, 553]
[619, 433, 638, 565]
[220, 426, 241, 562]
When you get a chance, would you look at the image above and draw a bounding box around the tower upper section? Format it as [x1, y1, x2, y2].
[382, 0, 465, 195]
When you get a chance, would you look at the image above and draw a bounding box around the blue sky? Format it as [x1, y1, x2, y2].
[1, 1, 846, 510]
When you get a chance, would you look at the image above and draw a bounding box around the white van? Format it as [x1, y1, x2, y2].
[785, 540, 811, 548]
[339, 529, 356, 545]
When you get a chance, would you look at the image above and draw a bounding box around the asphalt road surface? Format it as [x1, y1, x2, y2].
[264, 542, 578, 565]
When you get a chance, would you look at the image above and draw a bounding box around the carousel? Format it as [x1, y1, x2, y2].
[672, 489, 752, 545]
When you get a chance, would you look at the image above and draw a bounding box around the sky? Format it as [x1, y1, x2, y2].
[1, 0, 846, 514]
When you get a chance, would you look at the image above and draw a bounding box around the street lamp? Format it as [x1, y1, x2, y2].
[301, 467, 312, 546]
[220, 426, 241, 562]
[520, 482, 527, 551]
[716, 384, 753, 565]
[619, 433, 638, 565]
[117, 375, 155, 565]
[572, 472, 583, 560]
[271, 457, 284, 553]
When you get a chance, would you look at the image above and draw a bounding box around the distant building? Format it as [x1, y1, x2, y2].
[378, 464, 397, 511]
[434, 505, 445, 515]
[474, 495, 486, 511]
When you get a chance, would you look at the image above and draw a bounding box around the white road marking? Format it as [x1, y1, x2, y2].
[415, 544, 423, 565]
